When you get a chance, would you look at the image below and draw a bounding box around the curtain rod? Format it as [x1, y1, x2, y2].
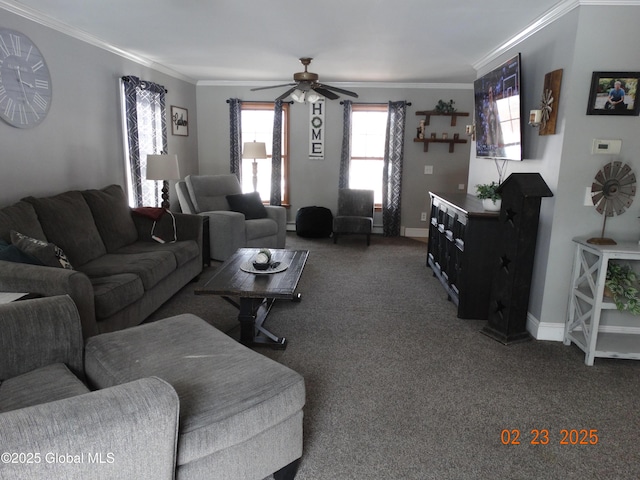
[121, 76, 168, 93]
[340, 101, 412, 106]
[226, 99, 294, 104]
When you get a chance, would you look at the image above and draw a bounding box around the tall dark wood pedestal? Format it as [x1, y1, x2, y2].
[481, 173, 553, 344]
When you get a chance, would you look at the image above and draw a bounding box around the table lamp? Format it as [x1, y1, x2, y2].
[242, 141, 267, 192]
[146, 153, 180, 209]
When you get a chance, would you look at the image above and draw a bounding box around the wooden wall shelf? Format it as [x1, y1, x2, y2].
[416, 110, 469, 127]
[413, 137, 468, 153]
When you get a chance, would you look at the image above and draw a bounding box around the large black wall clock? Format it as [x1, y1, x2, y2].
[0, 28, 52, 128]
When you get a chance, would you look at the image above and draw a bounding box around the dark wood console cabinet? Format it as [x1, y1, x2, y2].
[427, 192, 500, 319]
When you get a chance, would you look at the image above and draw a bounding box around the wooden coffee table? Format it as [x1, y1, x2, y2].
[195, 248, 309, 349]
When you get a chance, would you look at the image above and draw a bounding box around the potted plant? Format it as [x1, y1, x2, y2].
[605, 262, 640, 314]
[475, 181, 501, 211]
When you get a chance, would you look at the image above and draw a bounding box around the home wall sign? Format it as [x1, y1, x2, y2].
[309, 98, 324, 160]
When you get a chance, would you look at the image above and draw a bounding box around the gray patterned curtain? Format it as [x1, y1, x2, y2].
[338, 100, 352, 189]
[270, 100, 283, 205]
[228, 98, 242, 180]
[382, 101, 407, 236]
[122, 76, 167, 207]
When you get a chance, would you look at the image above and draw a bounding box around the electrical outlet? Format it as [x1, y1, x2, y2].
[458, 184, 465, 190]
[424, 165, 433, 175]
[421, 212, 427, 222]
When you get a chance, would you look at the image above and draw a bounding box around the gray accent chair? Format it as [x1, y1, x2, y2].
[177, 174, 286, 261]
[0, 296, 180, 480]
[333, 189, 375, 246]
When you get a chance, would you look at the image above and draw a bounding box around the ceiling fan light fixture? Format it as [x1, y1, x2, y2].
[291, 89, 306, 103]
[306, 91, 323, 103]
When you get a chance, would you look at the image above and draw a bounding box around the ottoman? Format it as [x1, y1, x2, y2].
[84, 314, 305, 480]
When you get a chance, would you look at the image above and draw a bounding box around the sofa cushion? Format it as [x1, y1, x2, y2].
[0, 363, 89, 413]
[82, 185, 138, 252]
[23, 191, 107, 267]
[90, 274, 145, 319]
[226, 192, 268, 219]
[84, 314, 306, 466]
[115, 240, 199, 267]
[0, 201, 47, 244]
[10, 230, 74, 269]
[0, 239, 43, 266]
[77, 251, 177, 290]
[245, 218, 278, 241]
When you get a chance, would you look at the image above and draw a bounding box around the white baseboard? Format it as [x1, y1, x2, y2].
[403, 227, 429, 238]
[527, 313, 565, 341]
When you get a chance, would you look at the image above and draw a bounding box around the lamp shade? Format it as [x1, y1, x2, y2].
[146, 154, 180, 180]
[306, 91, 322, 103]
[242, 142, 267, 159]
[291, 89, 306, 103]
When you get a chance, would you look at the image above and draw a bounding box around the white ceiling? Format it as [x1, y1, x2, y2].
[2, 0, 581, 85]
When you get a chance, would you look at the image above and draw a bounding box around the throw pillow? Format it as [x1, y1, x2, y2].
[0, 240, 44, 266]
[225, 192, 268, 220]
[10, 231, 74, 270]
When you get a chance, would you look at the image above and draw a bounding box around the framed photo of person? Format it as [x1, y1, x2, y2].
[586, 72, 640, 116]
[171, 106, 189, 135]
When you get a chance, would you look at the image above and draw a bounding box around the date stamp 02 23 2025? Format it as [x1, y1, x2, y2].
[501, 429, 599, 446]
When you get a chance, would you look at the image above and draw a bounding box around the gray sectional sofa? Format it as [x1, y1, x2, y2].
[0, 296, 180, 480]
[0, 184, 203, 338]
[0, 295, 305, 480]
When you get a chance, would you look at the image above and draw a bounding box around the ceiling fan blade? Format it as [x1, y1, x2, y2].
[313, 87, 339, 100]
[275, 86, 299, 101]
[250, 83, 296, 92]
[317, 83, 359, 98]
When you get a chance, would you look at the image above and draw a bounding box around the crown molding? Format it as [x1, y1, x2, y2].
[473, 0, 640, 71]
[0, 0, 197, 84]
[197, 80, 473, 90]
[4, 0, 639, 86]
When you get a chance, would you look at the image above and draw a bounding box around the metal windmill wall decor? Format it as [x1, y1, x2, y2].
[587, 161, 636, 245]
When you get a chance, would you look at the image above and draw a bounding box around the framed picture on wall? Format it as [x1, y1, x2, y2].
[171, 106, 189, 135]
[586, 72, 640, 116]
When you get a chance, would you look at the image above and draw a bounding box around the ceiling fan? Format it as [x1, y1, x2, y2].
[251, 58, 358, 103]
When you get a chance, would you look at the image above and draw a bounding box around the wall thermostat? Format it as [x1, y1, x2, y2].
[591, 139, 622, 155]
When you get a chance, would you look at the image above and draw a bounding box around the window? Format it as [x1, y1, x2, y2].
[349, 104, 388, 206]
[241, 102, 290, 205]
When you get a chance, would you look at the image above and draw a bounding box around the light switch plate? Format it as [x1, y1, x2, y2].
[424, 165, 433, 175]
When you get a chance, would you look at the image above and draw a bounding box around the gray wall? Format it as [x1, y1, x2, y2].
[196, 84, 473, 231]
[468, 5, 640, 337]
[0, 11, 198, 207]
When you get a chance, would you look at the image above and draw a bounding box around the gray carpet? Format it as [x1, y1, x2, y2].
[148, 233, 640, 479]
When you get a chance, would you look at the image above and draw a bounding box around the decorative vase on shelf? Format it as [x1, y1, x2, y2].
[482, 198, 502, 211]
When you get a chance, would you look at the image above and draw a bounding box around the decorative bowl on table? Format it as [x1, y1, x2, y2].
[252, 248, 272, 270]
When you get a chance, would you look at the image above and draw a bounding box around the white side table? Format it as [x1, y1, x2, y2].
[565, 237, 640, 365]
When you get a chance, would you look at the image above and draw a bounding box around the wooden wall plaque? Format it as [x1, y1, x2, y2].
[539, 69, 563, 136]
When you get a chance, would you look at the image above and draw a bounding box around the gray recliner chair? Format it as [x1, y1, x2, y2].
[177, 174, 286, 261]
[333, 189, 375, 246]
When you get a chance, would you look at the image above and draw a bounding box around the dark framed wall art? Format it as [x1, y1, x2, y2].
[171, 105, 189, 135]
[586, 72, 640, 116]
